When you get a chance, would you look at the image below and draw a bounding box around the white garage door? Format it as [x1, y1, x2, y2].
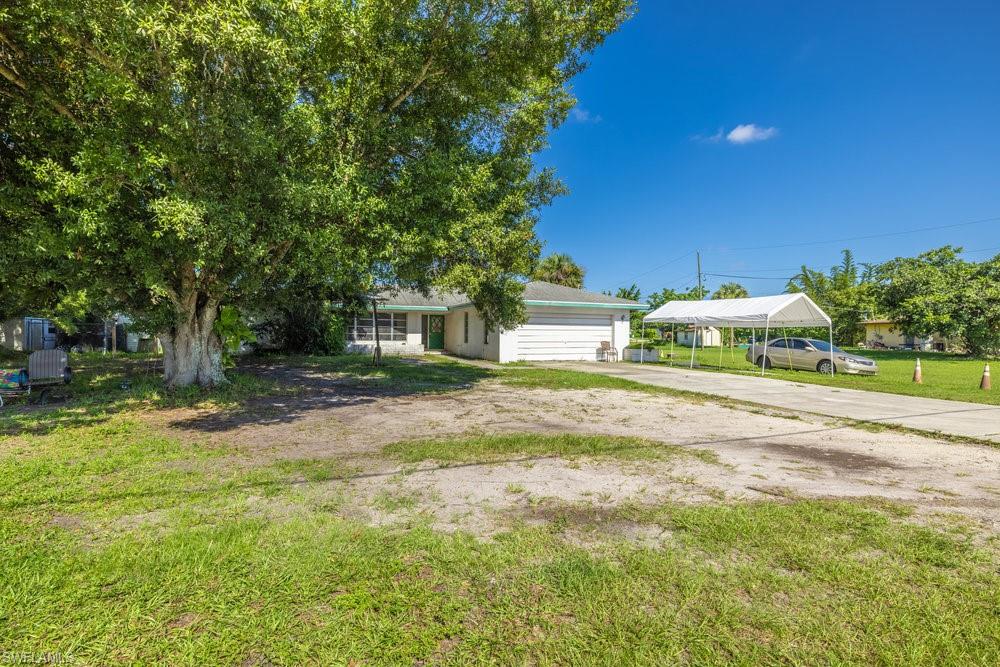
[515, 313, 613, 361]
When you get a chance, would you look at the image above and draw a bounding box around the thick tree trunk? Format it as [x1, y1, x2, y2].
[160, 292, 226, 389]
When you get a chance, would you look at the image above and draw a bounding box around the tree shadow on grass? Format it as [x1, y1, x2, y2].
[166, 356, 494, 432]
[0, 354, 494, 437]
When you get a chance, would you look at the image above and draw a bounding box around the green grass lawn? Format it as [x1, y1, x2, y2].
[633, 341, 999, 405]
[2, 354, 999, 663]
[2, 413, 998, 664]
[385, 432, 720, 464]
[0, 352, 293, 437]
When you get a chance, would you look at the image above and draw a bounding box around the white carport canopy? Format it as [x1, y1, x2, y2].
[643, 293, 830, 328]
[642, 293, 834, 375]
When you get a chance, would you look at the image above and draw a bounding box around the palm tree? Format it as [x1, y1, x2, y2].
[786, 249, 876, 344]
[533, 253, 585, 288]
[712, 282, 749, 299]
[612, 283, 641, 301]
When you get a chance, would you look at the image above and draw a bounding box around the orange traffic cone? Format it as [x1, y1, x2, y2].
[913, 358, 922, 384]
[981, 364, 991, 391]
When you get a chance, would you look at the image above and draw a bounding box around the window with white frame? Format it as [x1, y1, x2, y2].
[348, 312, 407, 342]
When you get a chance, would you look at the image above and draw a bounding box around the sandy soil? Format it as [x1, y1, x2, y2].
[152, 373, 1000, 538]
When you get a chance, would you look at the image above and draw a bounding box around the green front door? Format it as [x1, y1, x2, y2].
[427, 315, 445, 350]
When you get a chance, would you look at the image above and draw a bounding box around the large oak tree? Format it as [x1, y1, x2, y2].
[0, 0, 631, 385]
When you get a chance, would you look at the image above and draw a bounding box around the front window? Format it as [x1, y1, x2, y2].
[808, 339, 843, 353]
[348, 312, 407, 342]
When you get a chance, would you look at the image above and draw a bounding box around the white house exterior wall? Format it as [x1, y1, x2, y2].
[444, 305, 494, 360]
[496, 328, 517, 363]
[342, 304, 636, 362]
[611, 312, 630, 359]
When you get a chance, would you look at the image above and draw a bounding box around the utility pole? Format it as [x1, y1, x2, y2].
[696, 251, 703, 299]
[693, 251, 703, 364]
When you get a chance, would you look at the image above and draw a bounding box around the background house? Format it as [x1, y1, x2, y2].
[676, 326, 722, 348]
[861, 318, 958, 352]
[346, 281, 647, 362]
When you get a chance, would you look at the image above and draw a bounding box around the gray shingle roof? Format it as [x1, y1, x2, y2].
[375, 287, 467, 308]
[377, 281, 643, 309]
[521, 281, 642, 305]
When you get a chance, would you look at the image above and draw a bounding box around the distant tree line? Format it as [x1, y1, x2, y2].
[604, 246, 999, 356]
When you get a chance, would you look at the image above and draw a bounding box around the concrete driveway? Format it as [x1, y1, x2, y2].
[539, 362, 1000, 443]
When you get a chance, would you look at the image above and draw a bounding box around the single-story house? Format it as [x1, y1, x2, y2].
[0, 317, 59, 351]
[346, 281, 647, 363]
[861, 319, 958, 352]
[675, 326, 722, 348]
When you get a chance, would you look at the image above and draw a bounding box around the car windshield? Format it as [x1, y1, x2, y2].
[808, 339, 843, 353]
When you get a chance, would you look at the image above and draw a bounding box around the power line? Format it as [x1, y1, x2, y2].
[964, 245, 1000, 255]
[704, 244, 1000, 283]
[607, 250, 696, 289]
[717, 214, 1000, 253]
[705, 273, 789, 281]
[605, 215, 997, 292]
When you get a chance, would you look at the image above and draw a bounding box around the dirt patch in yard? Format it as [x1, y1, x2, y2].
[751, 441, 896, 471]
[142, 367, 1000, 538]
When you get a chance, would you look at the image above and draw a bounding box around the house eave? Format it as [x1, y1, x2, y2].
[379, 305, 450, 312]
[355, 300, 648, 312]
[524, 300, 649, 310]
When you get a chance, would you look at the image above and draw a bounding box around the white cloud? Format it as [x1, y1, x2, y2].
[726, 123, 778, 144]
[570, 107, 602, 123]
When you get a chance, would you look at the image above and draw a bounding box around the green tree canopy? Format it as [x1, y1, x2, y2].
[711, 282, 749, 300]
[532, 252, 586, 288]
[786, 249, 876, 344]
[605, 283, 641, 301]
[876, 247, 1000, 357]
[0, 0, 631, 385]
[646, 285, 707, 310]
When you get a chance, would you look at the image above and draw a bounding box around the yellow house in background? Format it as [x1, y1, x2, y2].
[861, 318, 958, 352]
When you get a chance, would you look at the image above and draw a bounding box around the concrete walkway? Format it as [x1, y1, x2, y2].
[538, 362, 1000, 443]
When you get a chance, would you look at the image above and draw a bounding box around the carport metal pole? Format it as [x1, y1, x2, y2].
[761, 317, 770, 376]
[718, 331, 724, 370]
[670, 324, 675, 367]
[783, 327, 793, 369]
[689, 326, 697, 369]
[828, 322, 835, 376]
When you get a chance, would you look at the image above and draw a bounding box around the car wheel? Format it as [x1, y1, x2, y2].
[756, 355, 772, 369]
[817, 359, 835, 375]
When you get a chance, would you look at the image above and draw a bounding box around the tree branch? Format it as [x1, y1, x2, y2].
[0, 29, 26, 60]
[0, 60, 78, 124]
[383, 7, 452, 113]
[63, 30, 132, 80]
[385, 56, 435, 113]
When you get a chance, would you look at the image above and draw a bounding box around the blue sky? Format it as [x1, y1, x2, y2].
[534, 1, 1000, 298]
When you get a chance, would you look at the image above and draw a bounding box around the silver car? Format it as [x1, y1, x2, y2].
[745, 337, 878, 375]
